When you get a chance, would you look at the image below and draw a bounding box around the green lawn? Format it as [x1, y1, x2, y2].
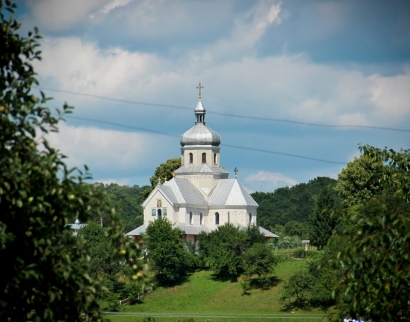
[106, 260, 330, 321]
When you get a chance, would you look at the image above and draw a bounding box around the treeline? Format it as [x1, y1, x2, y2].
[252, 176, 340, 241]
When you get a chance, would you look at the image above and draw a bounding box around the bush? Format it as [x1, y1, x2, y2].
[277, 235, 302, 249]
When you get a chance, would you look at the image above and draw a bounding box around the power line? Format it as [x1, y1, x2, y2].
[34, 86, 410, 133]
[66, 115, 345, 165]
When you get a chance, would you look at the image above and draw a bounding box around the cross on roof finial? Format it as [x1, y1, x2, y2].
[197, 82, 203, 99]
[234, 167, 238, 178]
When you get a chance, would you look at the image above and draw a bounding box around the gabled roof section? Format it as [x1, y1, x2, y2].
[175, 164, 229, 175]
[141, 186, 174, 208]
[126, 225, 146, 236]
[209, 179, 258, 206]
[161, 177, 208, 206]
[173, 222, 209, 235]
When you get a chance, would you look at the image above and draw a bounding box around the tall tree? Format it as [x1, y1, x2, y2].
[332, 146, 410, 321]
[334, 154, 383, 208]
[0, 2, 149, 320]
[310, 186, 339, 249]
[145, 218, 191, 285]
[150, 157, 181, 187]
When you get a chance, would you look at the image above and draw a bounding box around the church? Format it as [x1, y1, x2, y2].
[126, 84, 278, 243]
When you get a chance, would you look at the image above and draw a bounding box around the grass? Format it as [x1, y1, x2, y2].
[106, 259, 330, 322]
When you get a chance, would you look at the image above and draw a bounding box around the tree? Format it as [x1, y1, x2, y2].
[0, 2, 149, 320]
[334, 154, 383, 208]
[206, 223, 248, 278]
[280, 271, 315, 309]
[145, 218, 191, 285]
[242, 243, 277, 277]
[310, 186, 339, 249]
[332, 146, 410, 321]
[149, 157, 181, 187]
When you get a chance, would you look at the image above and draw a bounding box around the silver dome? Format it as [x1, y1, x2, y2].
[180, 123, 221, 147]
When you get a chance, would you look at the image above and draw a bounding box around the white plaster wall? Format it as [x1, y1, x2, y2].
[143, 190, 174, 226]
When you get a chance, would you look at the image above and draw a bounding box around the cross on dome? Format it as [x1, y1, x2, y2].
[197, 82, 203, 99]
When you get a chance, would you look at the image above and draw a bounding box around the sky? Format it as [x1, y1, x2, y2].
[14, 0, 410, 192]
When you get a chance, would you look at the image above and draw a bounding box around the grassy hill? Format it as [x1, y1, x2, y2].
[106, 258, 331, 322]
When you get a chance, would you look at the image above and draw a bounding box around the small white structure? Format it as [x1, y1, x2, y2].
[65, 219, 87, 236]
[127, 85, 278, 243]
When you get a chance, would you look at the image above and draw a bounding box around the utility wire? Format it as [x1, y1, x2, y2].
[67, 115, 345, 165]
[35, 86, 410, 133]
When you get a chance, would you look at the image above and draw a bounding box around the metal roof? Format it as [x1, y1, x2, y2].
[209, 179, 258, 206]
[175, 164, 229, 174]
[126, 225, 146, 236]
[173, 222, 209, 235]
[161, 178, 208, 206]
[65, 223, 87, 230]
[126, 222, 277, 238]
[180, 123, 221, 147]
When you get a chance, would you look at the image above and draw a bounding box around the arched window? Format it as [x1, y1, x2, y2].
[157, 209, 162, 219]
[189, 153, 193, 164]
[202, 153, 206, 164]
[249, 213, 252, 225]
[215, 212, 219, 225]
[189, 211, 193, 225]
[200, 212, 203, 225]
[214, 153, 217, 164]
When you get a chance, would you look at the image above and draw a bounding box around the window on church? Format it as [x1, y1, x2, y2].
[202, 153, 206, 164]
[158, 209, 162, 219]
[215, 212, 219, 225]
[249, 213, 252, 225]
[214, 153, 217, 164]
[189, 211, 193, 225]
[189, 153, 193, 164]
[200, 212, 203, 225]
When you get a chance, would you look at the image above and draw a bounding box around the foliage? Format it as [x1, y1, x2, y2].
[252, 176, 337, 228]
[280, 271, 315, 309]
[242, 243, 277, 277]
[310, 186, 339, 249]
[146, 218, 191, 285]
[284, 220, 310, 239]
[206, 223, 248, 278]
[332, 198, 410, 320]
[0, 2, 149, 320]
[93, 183, 148, 233]
[276, 235, 301, 249]
[150, 157, 181, 187]
[331, 146, 410, 321]
[334, 154, 383, 208]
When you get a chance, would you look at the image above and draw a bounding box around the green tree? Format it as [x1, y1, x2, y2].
[145, 218, 191, 285]
[0, 2, 149, 320]
[149, 157, 181, 187]
[206, 223, 248, 278]
[334, 154, 383, 208]
[332, 146, 410, 321]
[310, 186, 339, 249]
[280, 271, 315, 309]
[242, 243, 277, 277]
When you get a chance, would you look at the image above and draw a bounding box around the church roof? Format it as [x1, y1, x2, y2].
[209, 179, 258, 207]
[175, 164, 229, 175]
[126, 222, 278, 238]
[180, 123, 221, 147]
[160, 177, 208, 206]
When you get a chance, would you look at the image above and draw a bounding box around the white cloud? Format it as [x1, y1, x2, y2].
[45, 123, 155, 172]
[101, 0, 133, 15]
[26, 0, 107, 31]
[244, 171, 298, 192]
[368, 68, 410, 123]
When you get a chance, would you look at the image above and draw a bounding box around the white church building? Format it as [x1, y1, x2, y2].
[126, 84, 278, 243]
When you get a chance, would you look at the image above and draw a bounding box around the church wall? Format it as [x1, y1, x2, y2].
[143, 191, 175, 226]
[181, 146, 220, 168]
[207, 206, 258, 228]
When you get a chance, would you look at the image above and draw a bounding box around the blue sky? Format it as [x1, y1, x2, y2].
[14, 0, 410, 191]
